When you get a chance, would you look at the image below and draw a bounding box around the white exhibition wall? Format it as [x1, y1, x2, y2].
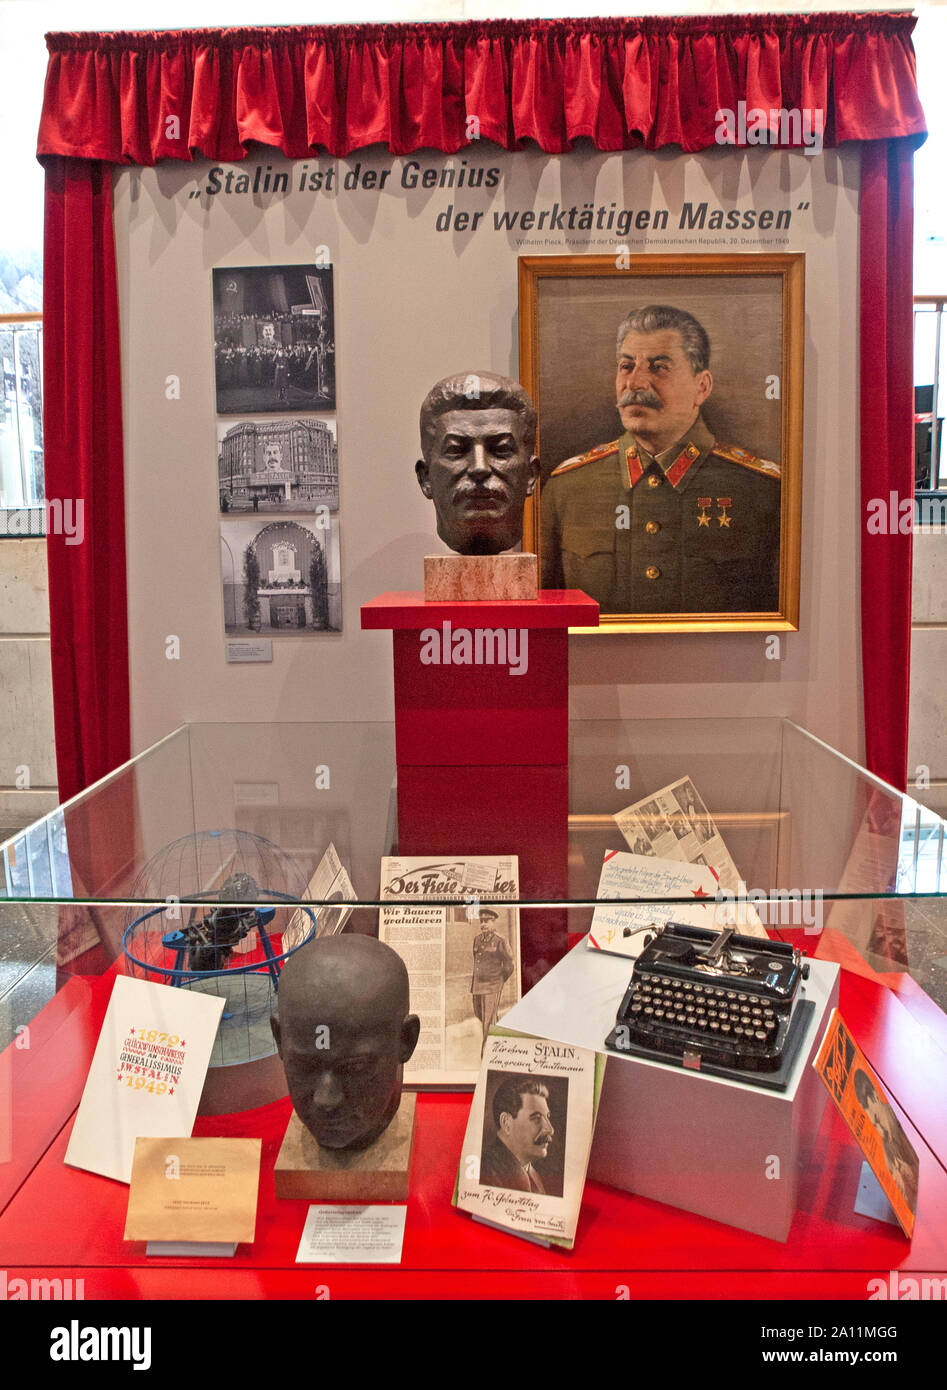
[114, 141, 861, 756]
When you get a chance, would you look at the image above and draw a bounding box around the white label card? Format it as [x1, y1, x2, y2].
[294, 1204, 407, 1264]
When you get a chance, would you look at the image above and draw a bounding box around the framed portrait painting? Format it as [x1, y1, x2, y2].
[518, 254, 804, 633]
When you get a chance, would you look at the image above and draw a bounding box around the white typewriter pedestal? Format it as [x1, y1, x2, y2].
[503, 942, 839, 1243]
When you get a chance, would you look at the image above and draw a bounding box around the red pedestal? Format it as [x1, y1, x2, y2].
[362, 590, 598, 982]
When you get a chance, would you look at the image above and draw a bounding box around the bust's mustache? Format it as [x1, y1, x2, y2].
[452, 483, 509, 500]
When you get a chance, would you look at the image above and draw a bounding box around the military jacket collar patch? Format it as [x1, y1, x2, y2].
[623, 417, 712, 493]
[624, 441, 643, 488]
[665, 442, 702, 488]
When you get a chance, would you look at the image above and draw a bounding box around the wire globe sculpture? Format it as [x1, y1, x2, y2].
[122, 829, 317, 1068]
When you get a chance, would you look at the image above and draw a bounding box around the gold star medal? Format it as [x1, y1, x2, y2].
[717, 497, 732, 528]
[697, 497, 711, 527]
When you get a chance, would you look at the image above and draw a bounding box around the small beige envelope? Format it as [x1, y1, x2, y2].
[124, 1137, 262, 1244]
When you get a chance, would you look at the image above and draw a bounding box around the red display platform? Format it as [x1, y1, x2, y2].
[362, 590, 599, 982]
[361, 590, 598, 627]
[361, 590, 599, 767]
[2, 956, 946, 1300]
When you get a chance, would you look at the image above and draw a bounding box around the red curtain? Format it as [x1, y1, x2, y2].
[42, 157, 129, 801]
[859, 139, 917, 791]
[37, 16, 925, 798]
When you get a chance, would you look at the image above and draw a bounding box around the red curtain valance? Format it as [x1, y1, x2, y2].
[38, 14, 925, 163]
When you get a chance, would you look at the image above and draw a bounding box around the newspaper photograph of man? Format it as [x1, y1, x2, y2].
[469, 909, 516, 1052]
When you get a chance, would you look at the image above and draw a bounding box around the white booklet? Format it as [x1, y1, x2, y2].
[453, 1030, 603, 1249]
[614, 775, 746, 895]
[379, 856, 521, 1087]
[589, 850, 766, 958]
[65, 975, 225, 1184]
[282, 842, 357, 952]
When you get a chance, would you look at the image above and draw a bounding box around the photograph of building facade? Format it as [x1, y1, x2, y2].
[217, 418, 338, 513]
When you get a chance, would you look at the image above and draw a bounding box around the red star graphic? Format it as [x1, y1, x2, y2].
[129, 1027, 135, 1034]
[169, 1088, 175, 1096]
[179, 1040, 186, 1047]
[692, 886, 709, 898]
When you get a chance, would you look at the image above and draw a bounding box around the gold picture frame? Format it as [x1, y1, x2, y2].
[518, 253, 804, 634]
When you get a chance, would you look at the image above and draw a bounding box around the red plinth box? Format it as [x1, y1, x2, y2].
[362, 590, 599, 982]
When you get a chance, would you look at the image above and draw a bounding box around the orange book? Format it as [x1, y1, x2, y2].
[814, 1009, 918, 1238]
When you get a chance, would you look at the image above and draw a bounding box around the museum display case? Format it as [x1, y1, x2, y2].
[2, 717, 945, 1297]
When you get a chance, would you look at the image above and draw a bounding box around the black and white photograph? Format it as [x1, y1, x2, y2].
[213, 264, 336, 414]
[217, 417, 339, 515]
[220, 514, 342, 635]
[624, 817, 656, 857]
[446, 904, 518, 1069]
[478, 1071, 568, 1198]
[657, 790, 692, 841]
[639, 798, 675, 840]
[678, 777, 714, 844]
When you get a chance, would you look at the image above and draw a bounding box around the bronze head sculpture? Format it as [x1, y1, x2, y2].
[271, 935, 419, 1151]
[416, 372, 540, 556]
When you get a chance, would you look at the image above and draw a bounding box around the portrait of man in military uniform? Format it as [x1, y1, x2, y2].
[540, 303, 782, 616]
[469, 908, 516, 1052]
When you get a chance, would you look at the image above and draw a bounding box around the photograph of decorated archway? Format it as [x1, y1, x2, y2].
[221, 517, 339, 634]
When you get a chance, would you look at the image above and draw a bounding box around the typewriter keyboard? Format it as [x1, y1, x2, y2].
[613, 972, 792, 1072]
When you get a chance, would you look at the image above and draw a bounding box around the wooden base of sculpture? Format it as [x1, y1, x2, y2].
[274, 1094, 417, 1201]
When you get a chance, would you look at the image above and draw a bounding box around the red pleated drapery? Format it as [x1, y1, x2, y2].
[42, 156, 128, 803]
[859, 138, 918, 794]
[38, 17, 926, 161]
[36, 16, 926, 798]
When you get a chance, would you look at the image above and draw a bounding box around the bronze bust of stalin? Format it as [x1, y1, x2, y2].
[416, 372, 540, 556]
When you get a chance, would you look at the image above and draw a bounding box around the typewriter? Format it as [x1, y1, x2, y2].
[604, 922, 815, 1089]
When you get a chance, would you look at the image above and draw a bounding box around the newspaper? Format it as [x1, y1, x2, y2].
[282, 842, 356, 953]
[589, 850, 766, 957]
[379, 856, 521, 1088]
[614, 775, 745, 895]
[453, 1030, 603, 1249]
